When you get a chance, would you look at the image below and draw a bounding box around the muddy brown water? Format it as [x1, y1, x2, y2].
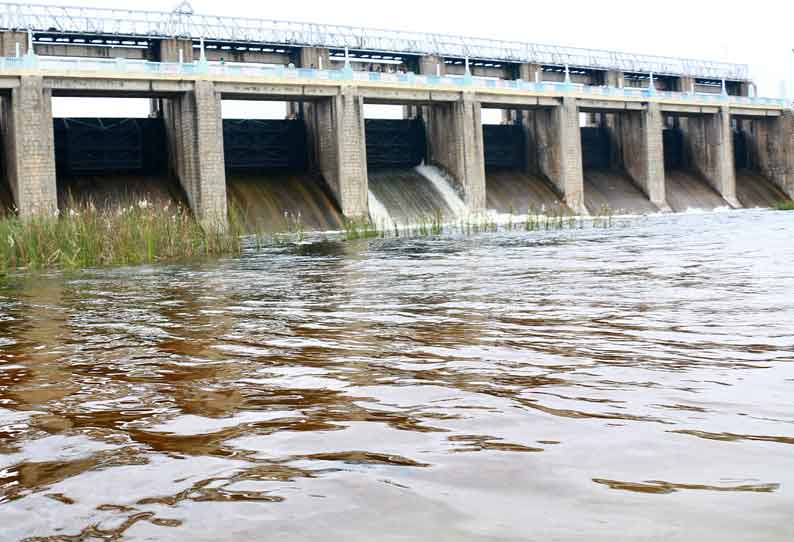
[1, 210, 793, 541]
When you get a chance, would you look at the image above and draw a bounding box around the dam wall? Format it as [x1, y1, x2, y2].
[0, 33, 790, 227]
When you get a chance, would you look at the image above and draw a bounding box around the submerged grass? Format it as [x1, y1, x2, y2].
[0, 199, 248, 272]
[339, 205, 618, 242]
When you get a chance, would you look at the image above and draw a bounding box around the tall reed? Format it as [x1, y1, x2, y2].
[0, 199, 247, 272]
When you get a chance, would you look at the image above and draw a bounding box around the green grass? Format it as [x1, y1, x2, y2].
[0, 197, 620, 273]
[0, 199, 248, 272]
[773, 200, 794, 211]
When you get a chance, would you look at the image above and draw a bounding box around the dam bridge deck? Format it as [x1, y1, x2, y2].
[0, 56, 785, 115]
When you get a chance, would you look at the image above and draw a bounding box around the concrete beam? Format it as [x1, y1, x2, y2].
[35, 44, 148, 61]
[730, 107, 782, 118]
[1, 76, 57, 217]
[426, 92, 486, 212]
[308, 87, 368, 218]
[476, 94, 559, 109]
[46, 77, 195, 97]
[578, 99, 646, 112]
[164, 81, 228, 228]
[203, 49, 290, 65]
[660, 104, 720, 115]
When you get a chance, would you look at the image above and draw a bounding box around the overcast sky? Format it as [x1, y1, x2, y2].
[45, 0, 794, 117]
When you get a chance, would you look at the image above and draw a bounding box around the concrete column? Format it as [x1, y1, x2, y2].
[683, 108, 739, 207]
[158, 38, 194, 63]
[746, 111, 794, 199]
[308, 88, 368, 218]
[676, 76, 695, 93]
[0, 31, 29, 57]
[426, 93, 486, 213]
[164, 81, 227, 228]
[618, 103, 669, 209]
[518, 63, 542, 82]
[418, 55, 445, 76]
[523, 99, 585, 213]
[299, 47, 331, 70]
[1, 76, 57, 218]
[606, 70, 624, 88]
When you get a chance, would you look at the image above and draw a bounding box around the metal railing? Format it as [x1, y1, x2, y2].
[0, 55, 786, 109]
[0, 1, 750, 81]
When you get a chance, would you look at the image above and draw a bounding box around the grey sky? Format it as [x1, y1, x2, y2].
[40, 0, 794, 117]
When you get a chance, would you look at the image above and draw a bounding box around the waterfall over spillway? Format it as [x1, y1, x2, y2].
[367, 165, 466, 227]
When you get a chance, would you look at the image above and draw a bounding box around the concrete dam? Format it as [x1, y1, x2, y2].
[0, 2, 791, 230]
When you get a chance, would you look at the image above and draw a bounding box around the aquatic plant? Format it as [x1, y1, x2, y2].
[0, 199, 249, 272]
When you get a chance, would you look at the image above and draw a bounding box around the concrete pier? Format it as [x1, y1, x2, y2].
[737, 111, 794, 200]
[615, 103, 668, 209]
[522, 99, 586, 214]
[426, 93, 486, 212]
[1, 76, 57, 217]
[310, 89, 369, 218]
[164, 81, 228, 228]
[679, 108, 740, 207]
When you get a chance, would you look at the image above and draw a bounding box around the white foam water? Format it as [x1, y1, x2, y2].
[367, 190, 396, 230]
[415, 164, 467, 219]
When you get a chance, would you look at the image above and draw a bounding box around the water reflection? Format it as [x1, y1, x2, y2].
[1, 210, 793, 541]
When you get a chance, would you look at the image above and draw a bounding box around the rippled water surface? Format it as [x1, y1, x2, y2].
[1, 210, 793, 541]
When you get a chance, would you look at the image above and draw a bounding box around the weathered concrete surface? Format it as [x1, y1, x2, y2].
[742, 111, 794, 199]
[163, 81, 228, 228]
[680, 107, 739, 207]
[158, 38, 195, 63]
[426, 92, 486, 212]
[1, 76, 57, 217]
[615, 103, 669, 209]
[299, 47, 331, 70]
[522, 99, 585, 214]
[308, 87, 368, 218]
[0, 31, 28, 58]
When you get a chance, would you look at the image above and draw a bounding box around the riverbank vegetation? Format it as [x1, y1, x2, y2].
[773, 200, 794, 211]
[0, 200, 618, 272]
[0, 200, 247, 272]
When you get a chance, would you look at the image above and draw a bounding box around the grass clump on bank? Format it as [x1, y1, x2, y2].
[774, 200, 794, 211]
[0, 200, 246, 272]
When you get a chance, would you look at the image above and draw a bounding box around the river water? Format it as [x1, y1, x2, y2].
[1, 209, 792, 541]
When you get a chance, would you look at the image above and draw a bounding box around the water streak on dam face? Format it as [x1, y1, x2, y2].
[364, 118, 466, 227]
[222, 118, 345, 233]
[367, 166, 465, 227]
[227, 173, 344, 233]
